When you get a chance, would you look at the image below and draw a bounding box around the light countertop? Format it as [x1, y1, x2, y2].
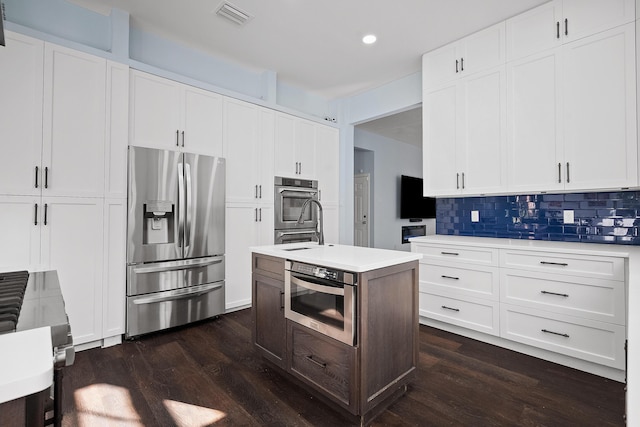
[251, 242, 422, 272]
[0, 326, 53, 404]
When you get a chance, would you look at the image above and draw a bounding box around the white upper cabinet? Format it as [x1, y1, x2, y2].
[423, 66, 506, 197]
[129, 70, 223, 156]
[0, 32, 44, 197]
[423, 22, 505, 89]
[506, 0, 635, 61]
[561, 23, 637, 190]
[274, 113, 317, 179]
[223, 98, 274, 205]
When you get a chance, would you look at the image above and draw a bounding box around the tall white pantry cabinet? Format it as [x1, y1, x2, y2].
[0, 31, 128, 347]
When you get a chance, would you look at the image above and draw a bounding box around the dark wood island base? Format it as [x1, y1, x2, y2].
[252, 252, 419, 426]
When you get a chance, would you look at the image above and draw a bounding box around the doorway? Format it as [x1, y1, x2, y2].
[354, 174, 370, 247]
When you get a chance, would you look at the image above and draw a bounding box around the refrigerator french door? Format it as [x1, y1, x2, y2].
[126, 146, 225, 338]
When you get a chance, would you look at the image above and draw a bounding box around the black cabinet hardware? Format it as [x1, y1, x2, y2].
[542, 329, 569, 338]
[34, 203, 38, 225]
[44, 203, 48, 225]
[565, 18, 568, 36]
[441, 251, 459, 256]
[460, 57, 464, 71]
[176, 129, 179, 146]
[305, 355, 327, 368]
[558, 162, 562, 183]
[44, 167, 48, 188]
[181, 130, 185, 147]
[540, 261, 568, 266]
[35, 166, 39, 188]
[456, 59, 459, 73]
[541, 290, 569, 297]
[441, 275, 460, 280]
[566, 162, 570, 183]
[441, 305, 460, 312]
[557, 21, 560, 39]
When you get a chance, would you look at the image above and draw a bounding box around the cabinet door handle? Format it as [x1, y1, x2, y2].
[441, 305, 460, 312]
[305, 355, 327, 369]
[564, 18, 568, 36]
[441, 275, 459, 280]
[456, 173, 460, 189]
[441, 251, 459, 256]
[259, 208, 262, 222]
[456, 59, 459, 73]
[35, 166, 39, 189]
[44, 203, 48, 225]
[176, 130, 179, 147]
[181, 130, 185, 147]
[558, 163, 562, 183]
[254, 208, 258, 222]
[556, 21, 560, 39]
[259, 185, 262, 199]
[280, 291, 285, 310]
[255, 185, 258, 199]
[541, 290, 569, 298]
[34, 203, 38, 225]
[566, 162, 570, 183]
[540, 261, 568, 267]
[461, 172, 465, 189]
[460, 57, 464, 72]
[542, 329, 569, 338]
[44, 167, 48, 189]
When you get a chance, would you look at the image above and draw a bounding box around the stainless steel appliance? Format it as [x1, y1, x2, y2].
[126, 146, 225, 338]
[274, 176, 318, 244]
[0, 270, 75, 427]
[284, 260, 357, 346]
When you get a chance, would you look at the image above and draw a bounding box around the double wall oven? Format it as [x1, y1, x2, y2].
[274, 176, 319, 244]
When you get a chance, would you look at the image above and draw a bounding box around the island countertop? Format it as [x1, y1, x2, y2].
[250, 242, 422, 272]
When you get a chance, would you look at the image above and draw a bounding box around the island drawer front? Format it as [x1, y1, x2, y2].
[499, 250, 625, 281]
[289, 323, 355, 408]
[500, 304, 626, 369]
[419, 263, 499, 301]
[419, 292, 499, 336]
[500, 270, 626, 325]
[413, 244, 498, 266]
[252, 253, 285, 280]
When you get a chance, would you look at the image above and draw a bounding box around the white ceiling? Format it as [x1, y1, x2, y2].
[67, 0, 549, 145]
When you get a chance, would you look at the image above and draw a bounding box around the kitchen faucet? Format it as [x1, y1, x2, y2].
[297, 199, 324, 245]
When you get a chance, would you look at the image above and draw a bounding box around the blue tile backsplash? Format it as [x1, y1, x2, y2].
[436, 191, 640, 245]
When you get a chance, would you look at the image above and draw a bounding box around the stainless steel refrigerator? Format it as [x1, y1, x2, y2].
[126, 146, 225, 338]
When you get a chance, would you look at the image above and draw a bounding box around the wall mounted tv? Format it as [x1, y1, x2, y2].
[400, 175, 436, 220]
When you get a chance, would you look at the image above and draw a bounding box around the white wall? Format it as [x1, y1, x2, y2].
[354, 128, 434, 251]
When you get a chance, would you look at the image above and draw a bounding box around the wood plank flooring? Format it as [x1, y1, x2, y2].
[61, 309, 625, 426]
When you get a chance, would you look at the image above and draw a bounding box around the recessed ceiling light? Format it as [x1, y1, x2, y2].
[362, 34, 377, 45]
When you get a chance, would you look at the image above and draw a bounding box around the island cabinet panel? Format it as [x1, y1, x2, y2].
[358, 261, 419, 415]
[252, 254, 286, 369]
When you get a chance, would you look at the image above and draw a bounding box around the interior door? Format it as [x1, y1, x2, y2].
[183, 153, 225, 259]
[354, 174, 370, 247]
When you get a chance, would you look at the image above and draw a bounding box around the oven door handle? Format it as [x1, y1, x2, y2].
[290, 274, 345, 296]
[279, 188, 318, 197]
[132, 282, 223, 305]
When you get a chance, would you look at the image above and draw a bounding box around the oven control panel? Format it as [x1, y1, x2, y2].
[287, 261, 356, 285]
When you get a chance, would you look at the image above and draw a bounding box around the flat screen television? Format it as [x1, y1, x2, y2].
[400, 175, 436, 220]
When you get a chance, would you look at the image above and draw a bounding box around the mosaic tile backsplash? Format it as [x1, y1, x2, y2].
[436, 191, 640, 245]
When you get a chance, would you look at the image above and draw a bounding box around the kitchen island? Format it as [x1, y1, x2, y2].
[250, 242, 422, 425]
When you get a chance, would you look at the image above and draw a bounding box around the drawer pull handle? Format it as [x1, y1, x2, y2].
[541, 329, 569, 338]
[540, 261, 568, 267]
[305, 355, 327, 369]
[441, 305, 460, 312]
[541, 290, 569, 298]
[441, 252, 459, 256]
[441, 275, 459, 280]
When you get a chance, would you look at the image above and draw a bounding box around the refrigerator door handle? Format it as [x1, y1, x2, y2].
[132, 282, 223, 305]
[132, 256, 224, 274]
[185, 162, 193, 249]
[178, 161, 185, 250]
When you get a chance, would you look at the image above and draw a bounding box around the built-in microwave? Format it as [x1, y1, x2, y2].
[284, 260, 357, 346]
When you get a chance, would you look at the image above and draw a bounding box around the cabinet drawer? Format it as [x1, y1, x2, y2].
[500, 305, 625, 369]
[500, 270, 625, 325]
[419, 263, 498, 300]
[500, 250, 624, 280]
[289, 323, 355, 407]
[419, 292, 499, 336]
[414, 244, 498, 266]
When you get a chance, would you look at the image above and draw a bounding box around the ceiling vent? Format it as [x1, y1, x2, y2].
[215, 1, 252, 26]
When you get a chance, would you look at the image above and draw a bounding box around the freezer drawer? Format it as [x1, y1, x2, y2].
[126, 281, 225, 338]
[127, 256, 225, 295]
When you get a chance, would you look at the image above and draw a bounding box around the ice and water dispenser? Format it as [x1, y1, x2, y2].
[143, 200, 175, 245]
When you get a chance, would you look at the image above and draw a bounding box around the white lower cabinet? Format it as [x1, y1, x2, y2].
[225, 204, 273, 311]
[412, 238, 627, 379]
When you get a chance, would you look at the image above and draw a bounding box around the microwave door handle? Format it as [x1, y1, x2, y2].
[184, 162, 192, 250]
[178, 162, 185, 251]
[290, 274, 345, 296]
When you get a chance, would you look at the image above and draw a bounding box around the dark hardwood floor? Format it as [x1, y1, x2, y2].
[61, 309, 625, 426]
